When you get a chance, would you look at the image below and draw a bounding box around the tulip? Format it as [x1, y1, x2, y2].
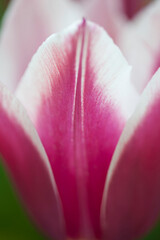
[1, 0, 160, 239]
[0, 18, 160, 240]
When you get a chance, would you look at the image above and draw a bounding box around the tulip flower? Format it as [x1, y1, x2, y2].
[1, 0, 160, 239]
[0, 17, 160, 240]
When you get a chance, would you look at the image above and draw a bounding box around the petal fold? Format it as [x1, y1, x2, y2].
[101, 69, 160, 240]
[0, 83, 65, 239]
[16, 20, 138, 238]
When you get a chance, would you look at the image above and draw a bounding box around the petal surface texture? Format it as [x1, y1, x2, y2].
[16, 20, 138, 239]
[0, 83, 65, 239]
[101, 69, 160, 240]
[119, 0, 160, 93]
[0, 0, 123, 92]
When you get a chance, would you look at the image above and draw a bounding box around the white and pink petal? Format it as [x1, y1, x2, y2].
[0, 0, 122, 92]
[1, 0, 147, 93]
[101, 69, 160, 240]
[0, 83, 65, 239]
[16, 20, 138, 239]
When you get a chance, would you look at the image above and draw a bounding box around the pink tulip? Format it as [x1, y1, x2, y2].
[1, 0, 160, 239]
[0, 17, 160, 240]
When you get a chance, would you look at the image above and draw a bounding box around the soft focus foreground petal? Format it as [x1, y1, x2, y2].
[0, 0, 83, 92]
[16, 20, 138, 238]
[101, 69, 160, 240]
[0, 83, 65, 239]
[119, 0, 160, 93]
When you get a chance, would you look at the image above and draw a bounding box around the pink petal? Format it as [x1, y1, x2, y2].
[0, 83, 65, 239]
[16, 20, 138, 238]
[101, 69, 160, 240]
[119, 0, 160, 93]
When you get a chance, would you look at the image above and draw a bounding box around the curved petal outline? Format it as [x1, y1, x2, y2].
[101, 69, 160, 240]
[0, 82, 65, 239]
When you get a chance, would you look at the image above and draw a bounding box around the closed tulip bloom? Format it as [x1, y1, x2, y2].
[0, 18, 159, 239]
[0, 0, 160, 240]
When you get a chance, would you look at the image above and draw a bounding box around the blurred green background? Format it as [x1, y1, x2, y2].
[0, 159, 47, 240]
[0, 0, 160, 239]
[0, 0, 9, 24]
